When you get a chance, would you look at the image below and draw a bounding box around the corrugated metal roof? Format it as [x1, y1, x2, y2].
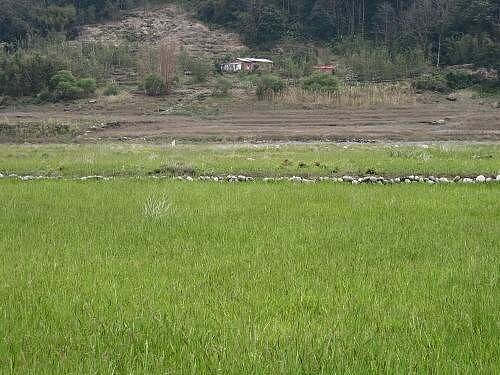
[236, 58, 273, 64]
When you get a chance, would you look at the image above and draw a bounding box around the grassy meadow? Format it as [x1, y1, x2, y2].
[0, 179, 499, 373]
[1, 142, 499, 178]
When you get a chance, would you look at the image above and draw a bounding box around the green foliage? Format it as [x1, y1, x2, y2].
[102, 83, 120, 96]
[255, 74, 286, 100]
[445, 71, 479, 90]
[301, 73, 339, 93]
[444, 33, 500, 70]
[0, 50, 64, 97]
[334, 38, 427, 81]
[274, 48, 317, 79]
[211, 77, 231, 97]
[178, 51, 212, 84]
[474, 80, 500, 97]
[48, 70, 96, 101]
[412, 73, 450, 93]
[142, 74, 166, 96]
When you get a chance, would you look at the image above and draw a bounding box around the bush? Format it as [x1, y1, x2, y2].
[412, 73, 449, 93]
[212, 77, 231, 97]
[191, 59, 212, 83]
[142, 74, 167, 96]
[256, 74, 286, 99]
[333, 38, 426, 81]
[445, 71, 479, 90]
[102, 83, 120, 96]
[0, 51, 64, 97]
[301, 73, 339, 93]
[75, 78, 97, 96]
[48, 70, 96, 101]
[474, 80, 500, 97]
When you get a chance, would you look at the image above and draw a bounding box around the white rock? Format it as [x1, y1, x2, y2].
[486, 178, 492, 182]
[185, 176, 194, 181]
[476, 175, 486, 183]
[496, 175, 500, 181]
[462, 178, 474, 183]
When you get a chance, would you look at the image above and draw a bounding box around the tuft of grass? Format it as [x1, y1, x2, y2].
[0, 180, 498, 373]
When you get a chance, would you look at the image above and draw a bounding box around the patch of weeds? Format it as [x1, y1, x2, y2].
[149, 163, 196, 176]
[298, 162, 307, 168]
[0, 121, 77, 142]
[366, 168, 376, 175]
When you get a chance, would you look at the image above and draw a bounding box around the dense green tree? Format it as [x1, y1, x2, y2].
[0, 0, 499, 69]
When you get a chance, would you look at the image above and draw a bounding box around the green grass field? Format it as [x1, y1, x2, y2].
[1, 143, 499, 178]
[1, 179, 499, 373]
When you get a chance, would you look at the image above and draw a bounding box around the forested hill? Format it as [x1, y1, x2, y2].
[1, 0, 499, 67]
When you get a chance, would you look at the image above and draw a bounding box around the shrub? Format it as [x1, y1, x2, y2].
[445, 71, 479, 90]
[412, 73, 449, 93]
[301, 73, 339, 93]
[142, 74, 167, 96]
[474, 80, 500, 97]
[102, 83, 120, 96]
[0, 51, 64, 97]
[48, 70, 96, 101]
[179, 52, 212, 84]
[256, 74, 286, 99]
[76, 78, 97, 96]
[212, 77, 231, 97]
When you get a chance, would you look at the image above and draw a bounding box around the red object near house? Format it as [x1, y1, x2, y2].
[313, 65, 336, 74]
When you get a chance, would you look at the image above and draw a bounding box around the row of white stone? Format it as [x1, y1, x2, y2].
[182, 174, 500, 184]
[2, 173, 499, 184]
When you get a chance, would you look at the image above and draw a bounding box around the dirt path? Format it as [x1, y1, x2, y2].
[2, 103, 499, 143]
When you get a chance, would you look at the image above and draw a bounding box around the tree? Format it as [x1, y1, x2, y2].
[305, 1, 336, 40]
[373, 2, 397, 45]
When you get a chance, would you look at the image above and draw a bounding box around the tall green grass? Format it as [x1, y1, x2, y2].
[0, 180, 498, 373]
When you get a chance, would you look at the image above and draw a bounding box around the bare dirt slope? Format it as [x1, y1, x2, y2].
[77, 4, 246, 58]
[2, 98, 499, 143]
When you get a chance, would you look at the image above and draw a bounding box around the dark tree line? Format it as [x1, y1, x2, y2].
[1, 0, 499, 68]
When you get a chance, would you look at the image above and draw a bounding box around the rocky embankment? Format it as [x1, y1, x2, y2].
[77, 4, 246, 58]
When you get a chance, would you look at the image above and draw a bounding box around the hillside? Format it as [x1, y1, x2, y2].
[77, 4, 246, 58]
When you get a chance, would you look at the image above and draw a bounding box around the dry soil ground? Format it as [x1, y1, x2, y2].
[1, 95, 499, 143]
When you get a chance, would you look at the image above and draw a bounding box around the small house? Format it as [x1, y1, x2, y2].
[221, 58, 274, 73]
[313, 65, 336, 74]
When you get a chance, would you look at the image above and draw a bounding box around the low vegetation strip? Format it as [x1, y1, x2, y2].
[0, 143, 499, 178]
[0, 180, 498, 373]
[2, 173, 500, 185]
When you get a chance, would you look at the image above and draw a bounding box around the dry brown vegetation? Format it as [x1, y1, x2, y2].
[274, 83, 416, 108]
[158, 40, 179, 94]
